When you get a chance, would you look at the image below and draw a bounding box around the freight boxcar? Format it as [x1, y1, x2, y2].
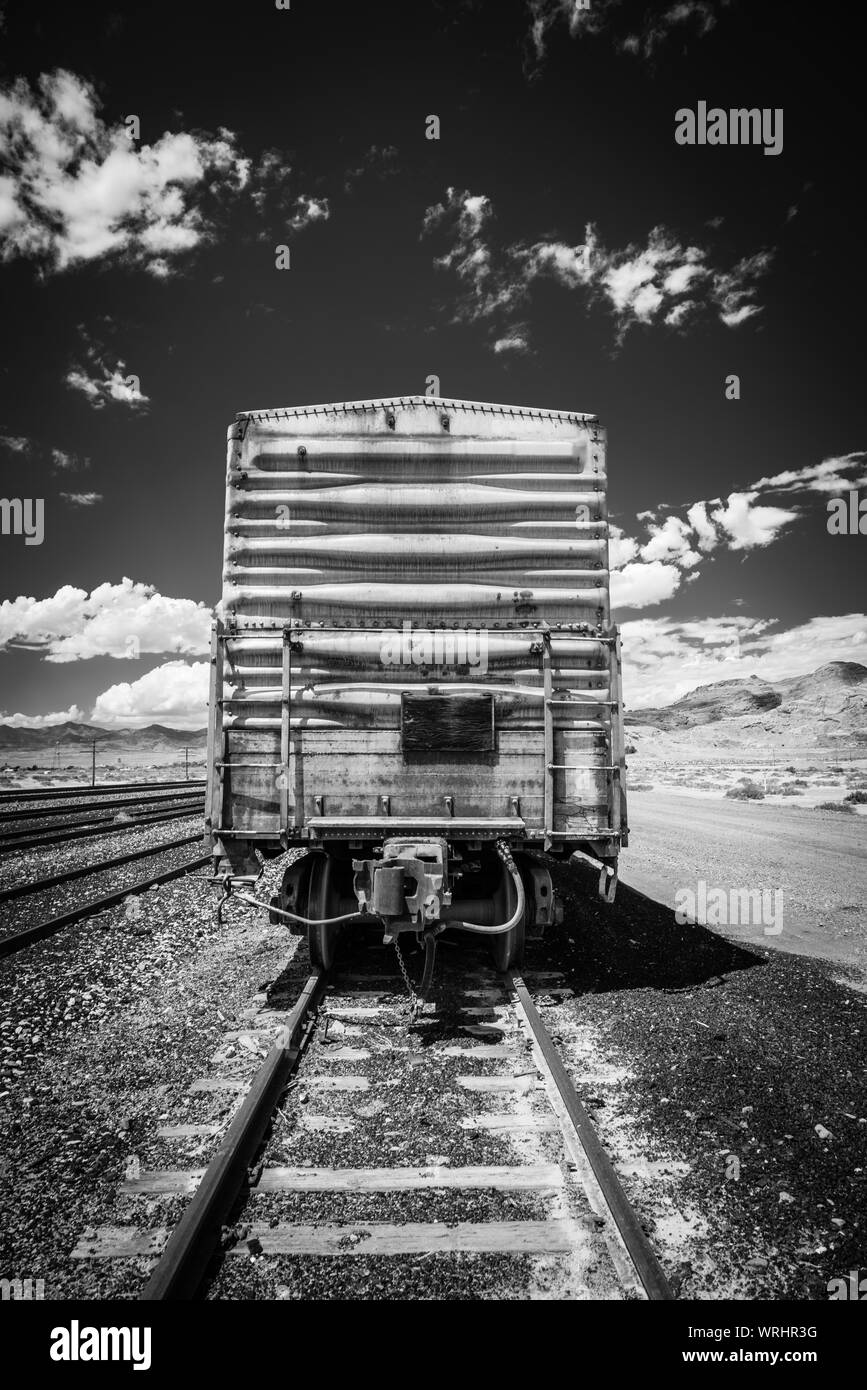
[206, 394, 627, 978]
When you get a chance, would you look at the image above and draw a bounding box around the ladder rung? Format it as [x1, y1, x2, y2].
[546, 698, 617, 706]
[548, 763, 618, 771]
[215, 761, 285, 769]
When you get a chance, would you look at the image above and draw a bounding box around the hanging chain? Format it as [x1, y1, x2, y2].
[392, 935, 421, 1019]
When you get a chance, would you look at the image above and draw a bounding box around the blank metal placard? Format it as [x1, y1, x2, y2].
[401, 693, 495, 753]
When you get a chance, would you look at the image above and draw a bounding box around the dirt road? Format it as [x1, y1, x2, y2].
[621, 789, 867, 982]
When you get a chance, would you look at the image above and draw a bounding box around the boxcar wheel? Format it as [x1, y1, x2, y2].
[306, 853, 343, 970]
[490, 858, 525, 972]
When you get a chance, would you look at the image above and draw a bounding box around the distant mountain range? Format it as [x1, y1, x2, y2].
[0, 722, 207, 752]
[2, 662, 864, 755]
[627, 661, 867, 748]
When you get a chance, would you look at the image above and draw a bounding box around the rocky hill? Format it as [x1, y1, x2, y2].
[626, 662, 867, 751]
[0, 722, 207, 753]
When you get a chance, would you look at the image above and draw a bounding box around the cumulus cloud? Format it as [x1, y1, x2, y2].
[611, 560, 684, 609]
[0, 705, 86, 728]
[609, 451, 862, 614]
[709, 492, 798, 550]
[622, 612, 867, 709]
[92, 659, 209, 728]
[0, 579, 212, 662]
[423, 188, 772, 347]
[0, 68, 251, 276]
[528, 0, 727, 63]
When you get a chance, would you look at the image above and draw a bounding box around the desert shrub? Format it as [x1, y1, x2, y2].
[628, 782, 654, 791]
[844, 790, 867, 804]
[726, 781, 765, 801]
[830, 766, 845, 773]
[778, 785, 804, 796]
[625, 743, 637, 754]
[793, 778, 808, 787]
[817, 801, 853, 812]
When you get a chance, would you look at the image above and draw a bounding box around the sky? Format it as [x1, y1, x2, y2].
[0, 0, 865, 729]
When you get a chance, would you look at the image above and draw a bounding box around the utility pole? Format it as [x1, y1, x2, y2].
[91, 738, 97, 787]
[184, 746, 189, 781]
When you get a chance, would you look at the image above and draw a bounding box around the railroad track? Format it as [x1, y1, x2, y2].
[0, 832, 205, 905]
[71, 947, 673, 1301]
[0, 790, 206, 824]
[0, 778, 205, 805]
[0, 797, 206, 853]
[0, 851, 213, 959]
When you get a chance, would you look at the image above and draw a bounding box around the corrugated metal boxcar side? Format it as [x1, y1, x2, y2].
[206, 395, 627, 868]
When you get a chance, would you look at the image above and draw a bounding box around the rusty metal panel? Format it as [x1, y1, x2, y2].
[212, 395, 623, 849]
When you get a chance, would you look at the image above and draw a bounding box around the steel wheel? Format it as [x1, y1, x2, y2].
[490, 856, 525, 972]
[306, 853, 344, 970]
[271, 853, 316, 932]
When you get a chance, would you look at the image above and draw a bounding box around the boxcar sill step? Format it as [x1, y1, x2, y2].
[308, 816, 525, 831]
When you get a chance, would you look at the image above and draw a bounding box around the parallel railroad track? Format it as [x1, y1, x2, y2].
[0, 778, 205, 805]
[0, 799, 206, 854]
[70, 949, 673, 1301]
[0, 852, 213, 959]
[0, 832, 205, 905]
[0, 790, 206, 824]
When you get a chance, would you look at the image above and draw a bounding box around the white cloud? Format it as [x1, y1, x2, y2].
[520, 225, 770, 341]
[422, 187, 511, 323]
[0, 68, 250, 276]
[712, 250, 773, 328]
[709, 491, 798, 550]
[250, 148, 332, 234]
[492, 329, 530, 354]
[92, 660, 209, 728]
[612, 490, 798, 614]
[0, 705, 85, 728]
[528, 0, 726, 62]
[0, 578, 212, 662]
[686, 500, 720, 552]
[65, 362, 149, 410]
[611, 560, 683, 609]
[287, 194, 330, 231]
[51, 446, 89, 471]
[1, 434, 31, 453]
[751, 452, 867, 496]
[60, 491, 102, 506]
[639, 514, 702, 566]
[423, 192, 772, 346]
[622, 612, 867, 709]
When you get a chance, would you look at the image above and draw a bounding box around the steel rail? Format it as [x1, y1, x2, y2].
[0, 854, 213, 960]
[0, 832, 204, 904]
[0, 802, 205, 854]
[508, 972, 674, 1301]
[140, 970, 326, 1300]
[0, 778, 206, 805]
[0, 791, 203, 836]
[0, 791, 205, 824]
